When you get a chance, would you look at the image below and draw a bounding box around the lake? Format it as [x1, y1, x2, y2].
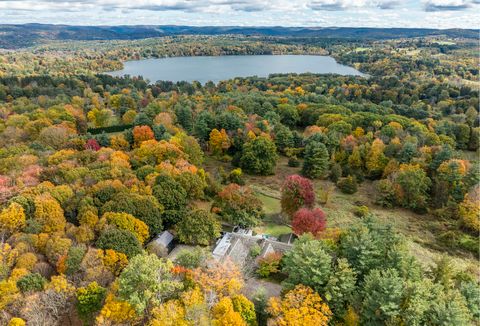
[106, 55, 364, 84]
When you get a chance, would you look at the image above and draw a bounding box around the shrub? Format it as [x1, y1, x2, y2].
[353, 205, 369, 217]
[375, 179, 396, 208]
[337, 176, 358, 194]
[257, 252, 283, 278]
[16, 273, 46, 292]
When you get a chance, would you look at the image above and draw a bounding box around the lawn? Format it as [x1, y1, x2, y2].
[203, 155, 479, 275]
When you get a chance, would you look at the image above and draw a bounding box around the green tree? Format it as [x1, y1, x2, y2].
[240, 136, 278, 175]
[393, 164, 431, 212]
[152, 175, 187, 211]
[361, 269, 403, 325]
[324, 258, 357, 317]
[302, 141, 329, 179]
[96, 227, 142, 258]
[282, 235, 332, 293]
[175, 209, 220, 245]
[16, 273, 46, 293]
[118, 253, 182, 315]
[102, 193, 163, 235]
[76, 282, 106, 322]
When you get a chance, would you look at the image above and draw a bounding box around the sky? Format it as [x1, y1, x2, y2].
[0, 0, 478, 29]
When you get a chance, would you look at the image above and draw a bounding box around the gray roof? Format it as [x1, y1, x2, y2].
[153, 231, 174, 247]
[212, 231, 293, 266]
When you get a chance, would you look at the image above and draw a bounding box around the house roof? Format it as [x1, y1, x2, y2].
[212, 231, 293, 266]
[153, 230, 174, 247]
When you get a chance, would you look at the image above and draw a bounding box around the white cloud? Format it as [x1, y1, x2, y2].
[0, 0, 477, 28]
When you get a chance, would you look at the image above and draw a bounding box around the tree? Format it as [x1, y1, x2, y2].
[152, 175, 187, 212]
[212, 297, 246, 326]
[324, 258, 357, 316]
[175, 209, 220, 245]
[209, 128, 231, 155]
[16, 273, 46, 292]
[302, 141, 329, 179]
[240, 136, 278, 175]
[280, 175, 315, 217]
[96, 227, 142, 258]
[87, 107, 111, 127]
[257, 252, 282, 278]
[292, 208, 327, 236]
[337, 175, 358, 194]
[365, 139, 388, 178]
[361, 269, 404, 325]
[133, 125, 155, 146]
[212, 183, 263, 228]
[118, 253, 182, 315]
[34, 195, 66, 233]
[282, 235, 332, 292]
[393, 164, 431, 212]
[274, 124, 294, 153]
[0, 202, 26, 234]
[192, 259, 244, 298]
[101, 212, 150, 244]
[267, 285, 331, 326]
[338, 217, 405, 279]
[76, 282, 106, 322]
[102, 192, 163, 235]
[232, 294, 257, 326]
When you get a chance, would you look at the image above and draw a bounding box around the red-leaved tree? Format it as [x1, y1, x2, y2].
[85, 138, 101, 151]
[281, 175, 315, 217]
[292, 208, 326, 236]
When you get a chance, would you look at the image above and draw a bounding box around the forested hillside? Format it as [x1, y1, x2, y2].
[0, 34, 478, 325]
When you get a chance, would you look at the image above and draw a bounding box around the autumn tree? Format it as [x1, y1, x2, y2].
[267, 285, 331, 326]
[102, 192, 163, 235]
[281, 174, 315, 217]
[365, 139, 388, 178]
[100, 212, 150, 244]
[0, 202, 26, 234]
[133, 125, 155, 146]
[34, 195, 66, 233]
[212, 297, 246, 326]
[292, 208, 327, 236]
[209, 128, 231, 155]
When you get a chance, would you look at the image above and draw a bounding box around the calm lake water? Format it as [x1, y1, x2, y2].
[107, 55, 364, 83]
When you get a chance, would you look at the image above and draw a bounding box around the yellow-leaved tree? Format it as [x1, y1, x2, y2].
[267, 285, 332, 326]
[0, 202, 26, 234]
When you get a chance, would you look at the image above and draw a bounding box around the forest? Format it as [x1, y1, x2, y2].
[0, 34, 479, 326]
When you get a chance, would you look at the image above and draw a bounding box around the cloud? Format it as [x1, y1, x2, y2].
[423, 0, 473, 11]
[307, 0, 401, 11]
[0, 0, 477, 28]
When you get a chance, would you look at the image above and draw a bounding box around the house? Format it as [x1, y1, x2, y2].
[212, 230, 293, 267]
[147, 230, 175, 257]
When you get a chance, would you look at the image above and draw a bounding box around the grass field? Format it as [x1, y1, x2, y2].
[203, 155, 479, 275]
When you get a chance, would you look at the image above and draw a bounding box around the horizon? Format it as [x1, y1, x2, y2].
[0, 0, 478, 29]
[1, 23, 477, 30]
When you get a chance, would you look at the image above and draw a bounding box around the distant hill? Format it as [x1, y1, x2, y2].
[0, 24, 477, 49]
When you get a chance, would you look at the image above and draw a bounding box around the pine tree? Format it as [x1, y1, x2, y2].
[302, 141, 329, 179]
